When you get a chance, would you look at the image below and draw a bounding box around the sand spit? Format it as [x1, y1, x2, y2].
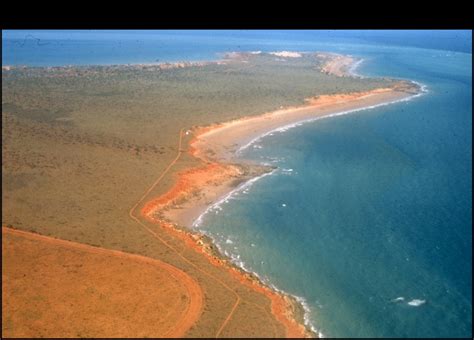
[140, 70, 421, 336]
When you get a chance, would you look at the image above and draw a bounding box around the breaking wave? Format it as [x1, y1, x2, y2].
[192, 169, 277, 227]
[407, 299, 426, 307]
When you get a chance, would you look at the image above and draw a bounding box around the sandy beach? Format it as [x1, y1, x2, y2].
[139, 60, 421, 337]
[145, 81, 420, 230]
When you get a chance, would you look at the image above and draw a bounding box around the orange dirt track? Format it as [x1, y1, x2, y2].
[128, 129, 247, 338]
[2, 226, 203, 338]
[132, 128, 310, 337]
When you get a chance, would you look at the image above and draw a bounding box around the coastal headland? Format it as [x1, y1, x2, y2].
[2, 51, 421, 337]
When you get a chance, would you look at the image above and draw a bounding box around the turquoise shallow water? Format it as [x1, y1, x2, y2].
[196, 46, 472, 337]
[3, 30, 472, 338]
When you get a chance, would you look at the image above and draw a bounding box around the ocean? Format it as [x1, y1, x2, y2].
[2, 30, 471, 66]
[3, 30, 472, 338]
[196, 42, 472, 337]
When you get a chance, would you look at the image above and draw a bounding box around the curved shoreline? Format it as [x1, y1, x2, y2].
[139, 54, 425, 337]
[235, 82, 427, 155]
[142, 93, 424, 336]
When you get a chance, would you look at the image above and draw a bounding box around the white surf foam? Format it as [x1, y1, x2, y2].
[391, 297, 405, 302]
[200, 228, 323, 337]
[407, 299, 426, 307]
[347, 58, 365, 78]
[192, 169, 277, 227]
[280, 168, 296, 176]
[294, 295, 325, 338]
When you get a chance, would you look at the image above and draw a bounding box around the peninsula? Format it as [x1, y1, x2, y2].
[2, 51, 420, 338]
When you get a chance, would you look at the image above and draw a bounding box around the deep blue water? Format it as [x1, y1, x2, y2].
[2, 30, 472, 66]
[194, 41, 472, 337]
[3, 30, 471, 338]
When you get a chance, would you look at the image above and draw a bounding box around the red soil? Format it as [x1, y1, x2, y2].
[2, 226, 203, 338]
[140, 163, 311, 337]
